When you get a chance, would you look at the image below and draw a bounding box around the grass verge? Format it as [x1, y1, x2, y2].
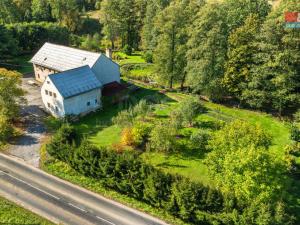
[0, 196, 53, 225]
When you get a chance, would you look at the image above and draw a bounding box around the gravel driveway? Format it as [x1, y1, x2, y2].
[7, 73, 47, 167]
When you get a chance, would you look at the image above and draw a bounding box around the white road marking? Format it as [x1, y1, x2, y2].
[1, 169, 116, 225]
[96, 216, 116, 225]
[1, 170, 60, 200]
[68, 203, 87, 212]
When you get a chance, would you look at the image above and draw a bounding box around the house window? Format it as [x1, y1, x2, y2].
[53, 93, 57, 98]
[47, 81, 50, 84]
[55, 106, 59, 112]
[87, 101, 91, 106]
[38, 74, 40, 78]
[45, 90, 48, 95]
[49, 91, 52, 96]
[95, 99, 98, 104]
[47, 102, 50, 108]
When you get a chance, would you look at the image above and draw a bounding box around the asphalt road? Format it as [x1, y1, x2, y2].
[0, 153, 168, 225]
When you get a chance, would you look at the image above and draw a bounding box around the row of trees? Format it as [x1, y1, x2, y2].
[0, 0, 101, 32]
[150, 0, 300, 115]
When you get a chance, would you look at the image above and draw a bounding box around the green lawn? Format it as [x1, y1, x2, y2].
[45, 83, 300, 223]
[116, 51, 146, 65]
[0, 196, 53, 224]
[73, 86, 293, 187]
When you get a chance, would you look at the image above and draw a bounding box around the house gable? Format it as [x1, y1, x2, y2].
[92, 54, 120, 85]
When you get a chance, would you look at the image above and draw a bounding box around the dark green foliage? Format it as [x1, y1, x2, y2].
[46, 124, 77, 162]
[190, 129, 211, 151]
[0, 25, 18, 61]
[123, 44, 133, 56]
[47, 125, 227, 224]
[142, 51, 153, 63]
[291, 125, 300, 142]
[6, 22, 70, 53]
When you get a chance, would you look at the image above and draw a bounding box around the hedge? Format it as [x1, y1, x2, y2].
[46, 124, 233, 224]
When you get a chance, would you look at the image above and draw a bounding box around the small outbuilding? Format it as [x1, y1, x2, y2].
[41, 66, 102, 118]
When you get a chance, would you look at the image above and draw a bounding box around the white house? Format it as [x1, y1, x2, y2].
[30, 42, 120, 85]
[41, 66, 102, 117]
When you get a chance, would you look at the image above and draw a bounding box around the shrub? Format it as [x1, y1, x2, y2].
[0, 114, 13, 143]
[131, 122, 152, 147]
[132, 99, 152, 118]
[293, 110, 300, 123]
[46, 124, 78, 162]
[123, 44, 133, 56]
[112, 110, 134, 127]
[190, 130, 211, 151]
[149, 122, 177, 153]
[112, 100, 152, 127]
[143, 51, 153, 63]
[291, 125, 300, 142]
[175, 97, 205, 127]
[121, 127, 135, 146]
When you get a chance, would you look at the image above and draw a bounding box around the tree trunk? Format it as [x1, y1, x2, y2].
[180, 74, 186, 91]
[111, 40, 115, 50]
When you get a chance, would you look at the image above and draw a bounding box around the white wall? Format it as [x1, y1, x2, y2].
[63, 89, 102, 116]
[41, 77, 102, 118]
[92, 54, 120, 85]
[41, 77, 65, 117]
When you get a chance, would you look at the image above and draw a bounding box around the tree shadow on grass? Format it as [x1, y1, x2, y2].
[74, 86, 175, 138]
[156, 161, 188, 169]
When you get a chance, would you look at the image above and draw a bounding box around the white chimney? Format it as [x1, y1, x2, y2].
[106, 48, 112, 59]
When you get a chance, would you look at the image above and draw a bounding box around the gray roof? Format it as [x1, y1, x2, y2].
[30, 42, 101, 71]
[48, 66, 102, 99]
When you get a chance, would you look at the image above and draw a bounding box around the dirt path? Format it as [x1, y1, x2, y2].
[7, 74, 47, 168]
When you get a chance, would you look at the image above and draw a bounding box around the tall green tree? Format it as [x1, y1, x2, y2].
[154, 0, 203, 89]
[186, 3, 228, 100]
[204, 120, 287, 207]
[0, 68, 24, 121]
[223, 14, 261, 101]
[50, 0, 80, 32]
[0, 0, 21, 24]
[32, 0, 53, 22]
[0, 25, 18, 62]
[224, 0, 271, 31]
[100, 0, 121, 49]
[141, 0, 170, 50]
[242, 0, 300, 114]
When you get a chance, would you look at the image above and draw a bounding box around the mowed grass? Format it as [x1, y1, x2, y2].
[116, 52, 146, 65]
[75, 87, 292, 185]
[0, 196, 53, 224]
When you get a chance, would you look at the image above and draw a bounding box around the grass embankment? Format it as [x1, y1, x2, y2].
[0, 196, 53, 225]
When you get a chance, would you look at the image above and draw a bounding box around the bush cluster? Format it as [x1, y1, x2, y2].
[46, 124, 235, 224]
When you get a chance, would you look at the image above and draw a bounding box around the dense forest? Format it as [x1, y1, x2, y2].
[0, 0, 299, 116]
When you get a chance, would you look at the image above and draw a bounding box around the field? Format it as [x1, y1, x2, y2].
[0, 196, 53, 224]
